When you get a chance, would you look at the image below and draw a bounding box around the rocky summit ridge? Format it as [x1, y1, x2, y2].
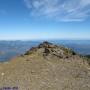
[0, 41, 90, 90]
[25, 41, 77, 59]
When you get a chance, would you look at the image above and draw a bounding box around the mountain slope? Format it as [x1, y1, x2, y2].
[0, 42, 90, 90]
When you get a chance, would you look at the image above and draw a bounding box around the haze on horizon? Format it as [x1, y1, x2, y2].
[0, 0, 90, 40]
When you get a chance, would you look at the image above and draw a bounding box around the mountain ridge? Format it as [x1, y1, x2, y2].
[25, 41, 77, 59]
[0, 41, 90, 90]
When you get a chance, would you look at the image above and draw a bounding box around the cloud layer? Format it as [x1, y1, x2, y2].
[24, 0, 90, 21]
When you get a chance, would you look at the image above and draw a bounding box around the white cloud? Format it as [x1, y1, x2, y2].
[80, 0, 90, 6]
[24, 0, 90, 22]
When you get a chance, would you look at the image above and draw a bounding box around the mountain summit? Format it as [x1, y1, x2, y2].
[25, 41, 76, 59]
[0, 42, 90, 90]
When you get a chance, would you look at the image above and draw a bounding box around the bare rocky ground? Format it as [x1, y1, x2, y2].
[0, 42, 90, 90]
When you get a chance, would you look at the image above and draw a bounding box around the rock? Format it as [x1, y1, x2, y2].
[1, 72, 5, 76]
[38, 41, 53, 48]
[25, 41, 77, 59]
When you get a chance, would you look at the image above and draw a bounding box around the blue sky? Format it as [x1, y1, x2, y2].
[0, 0, 90, 40]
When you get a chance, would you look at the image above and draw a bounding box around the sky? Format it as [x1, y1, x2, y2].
[0, 0, 90, 40]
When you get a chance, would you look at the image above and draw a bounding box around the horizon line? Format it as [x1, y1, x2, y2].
[0, 38, 90, 41]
